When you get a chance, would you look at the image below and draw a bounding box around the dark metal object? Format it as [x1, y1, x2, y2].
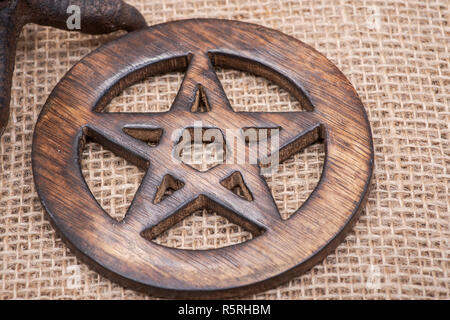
[0, 0, 147, 137]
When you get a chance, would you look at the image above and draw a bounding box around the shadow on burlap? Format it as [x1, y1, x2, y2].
[0, 0, 448, 299]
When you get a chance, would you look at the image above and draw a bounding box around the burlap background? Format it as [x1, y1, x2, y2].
[0, 0, 448, 299]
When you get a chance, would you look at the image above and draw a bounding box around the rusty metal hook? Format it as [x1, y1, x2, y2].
[0, 0, 147, 137]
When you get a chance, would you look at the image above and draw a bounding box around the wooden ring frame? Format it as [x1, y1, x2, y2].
[32, 19, 374, 299]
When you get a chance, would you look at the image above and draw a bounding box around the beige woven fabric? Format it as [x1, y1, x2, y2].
[0, 0, 448, 299]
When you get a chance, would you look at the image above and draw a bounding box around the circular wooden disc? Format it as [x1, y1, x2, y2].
[32, 19, 373, 299]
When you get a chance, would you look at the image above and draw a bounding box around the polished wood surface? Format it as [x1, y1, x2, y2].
[32, 19, 374, 299]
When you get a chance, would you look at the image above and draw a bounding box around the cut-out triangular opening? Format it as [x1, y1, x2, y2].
[80, 141, 145, 222]
[102, 71, 185, 112]
[191, 84, 211, 113]
[151, 208, 254, 250]
[264, 141, 325, 220]
[123, 127, 163, 147]
[153, 174, 185, 204]
[220, 171, 253, 201]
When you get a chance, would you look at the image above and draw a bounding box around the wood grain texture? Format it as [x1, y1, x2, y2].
[32, 19, 374, 299]
[0, 0, 147, 137]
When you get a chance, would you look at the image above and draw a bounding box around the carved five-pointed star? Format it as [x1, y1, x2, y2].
[87, 54, 321, 238]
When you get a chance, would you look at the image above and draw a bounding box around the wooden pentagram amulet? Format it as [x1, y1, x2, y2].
[32, 19, 374, 299]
